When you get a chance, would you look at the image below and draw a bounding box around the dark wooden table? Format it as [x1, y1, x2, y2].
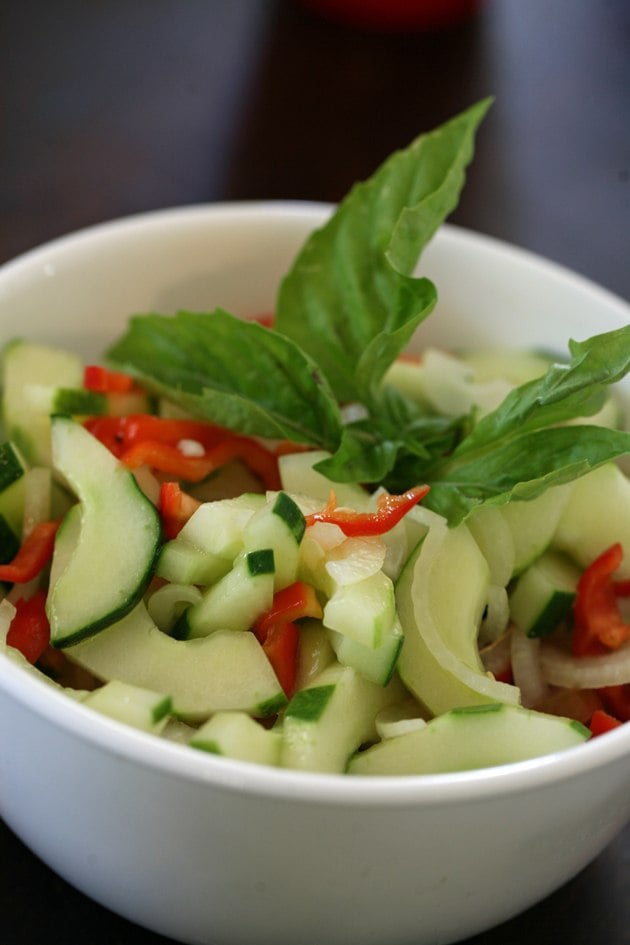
[1, 1, 628, 943]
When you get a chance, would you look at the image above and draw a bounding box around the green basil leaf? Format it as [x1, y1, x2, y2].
[275, 99, 492, 402]
[106, 310, 342, 447]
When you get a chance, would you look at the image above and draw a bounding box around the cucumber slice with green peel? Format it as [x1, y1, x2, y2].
[509, 550, 581, 638]
[0, 441, 28, 540]
[46, 417, 161, 647]
[156, 539, 232, 586]
[553, 463, 630, 578]
[348, 703, 590, 776]
[174, 549, 275, 639]
[82, 680, 172, 734]
[1, 340, 84, 465]
[500, 482, 574, 577]
[66, 602, 286, 721]
[177, 493, 265, 559]
[243, 491, 305, 589]
[23, 384, 107, 418]
[280, 663, 405, 773]
[328, 617, 403, 686]
[396, 515, 519, 715]
[278, 449, 371, 509]
[323, 569, 396, 649]
[190, 711, 282, 766]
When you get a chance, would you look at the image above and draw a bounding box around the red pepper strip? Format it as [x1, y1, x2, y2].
[6, 590, 51, 664]
[158, 482, 201, 539]
[254, 581, 322, 643]
[304, 485, 429, 537]
[119, 436, 281, 490]
[83, 365, 137, 394]
[261, 622, 300, 698]
[614, 578, 630, 596]
[572, 543, 630, 657]
[0, 520, 60, 584]
[599, 684, 630, 722]
[589, 708, 623, 736]
[84, 414, 231, 458]
[252, 313, 275, 328]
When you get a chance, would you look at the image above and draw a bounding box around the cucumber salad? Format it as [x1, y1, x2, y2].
[1, 100, 629, 775]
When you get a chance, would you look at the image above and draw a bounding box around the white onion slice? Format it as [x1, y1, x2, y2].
[541, 641, 630, 689]
[511, 626, 550, 708]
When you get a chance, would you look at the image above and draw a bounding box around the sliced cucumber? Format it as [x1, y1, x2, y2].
[294, 619, 335, 690]
[0, 440, 28, 539]
[323, 569, 396, 649]
[23, 384, 106, 418]
[1, 340, 84, 465]
[243, 491, 305, 589]
[280, 663, 404, 773]
[278, 449, 371, 509]
[66, 602, 286, 721]
[459, 348, 551, 386]
[328, 619, 403, 686]
[553, 463, 630, 578]
[348, 703, 590, 775]
[396, 513, 519, 715]
[500, 483, 574, 577]
[509, 550, 581, 638]
[177, 493, 265, 559]
[82, 679, 172, 734]
[46, 417, 161, 647]
[190, 711, 282, 766]
[175, 549, 275, 639]
[156, 539, 232, 586]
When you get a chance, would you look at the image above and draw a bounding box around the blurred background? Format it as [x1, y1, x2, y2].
[0, 2, 629, 944]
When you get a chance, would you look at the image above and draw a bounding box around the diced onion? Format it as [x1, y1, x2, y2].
[541, 641, 630, 689]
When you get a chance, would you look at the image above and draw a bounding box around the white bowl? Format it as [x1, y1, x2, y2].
[0, 203, 629, 945]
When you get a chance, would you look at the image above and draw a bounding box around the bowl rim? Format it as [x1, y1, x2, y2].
[0, 200, 629, 808]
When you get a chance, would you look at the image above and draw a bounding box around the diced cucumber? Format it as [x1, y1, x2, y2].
[280, 663, 404, 773]
[82, 679, 172, 734]
[177, 493, 265, 559]
[298, 521, 346, 594]
[46, 417, 161, 647]
[243, 491, 305, 589]
[278, 449, 371, 509]
[156, 539, 232, 586]
[323, 536, 387, 588]
[146, 583, 203, 634]
[190, 711, 282, 766]
[509, 550, 581, 638]
[294, 619, 335, 690]
[328, 618, 403, 686]
[175, 549, 275, 639]
[1, 340, 84, 465]
[0, 441, 28, 539]
[348, 703, 590, 776]
[553, 463, 630, 578]
[323, 569, 396, 649]
[396, 514, 519, 714]
[459, 348, 551, 386]
[466, 505, 515, 587]
[23, 383, 107, 418]
[66, 602, 286, 721]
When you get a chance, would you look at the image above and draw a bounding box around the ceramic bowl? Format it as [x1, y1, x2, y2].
[0, 203, 629, 945]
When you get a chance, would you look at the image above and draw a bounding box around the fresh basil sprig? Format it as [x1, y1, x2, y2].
[106, 101, 630, 527]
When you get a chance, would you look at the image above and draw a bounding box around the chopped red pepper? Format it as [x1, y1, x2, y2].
[599, 684, 630, 722]
[572, 543, 630, 657]
[261, 621, 300, 698]
[158, 482, 201, 539]
[0, 520, 60, 584]
[6, 590, 51, 664]
[589, 708, 623, 737]
[83, 365, 138, 394]
[84, 414, 230, 457]
[254, 581, 322, 643]
[304, 485, 429, 537]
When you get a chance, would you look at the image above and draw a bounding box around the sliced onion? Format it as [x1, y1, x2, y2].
[541, 641, 630, 689]
[479, 628, 512, 679]
[478, 584, 510, 646]
[510, 625, 550, 708]
[147, 583, 202, 634]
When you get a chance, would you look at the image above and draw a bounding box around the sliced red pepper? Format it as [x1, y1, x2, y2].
[84, 414, 230, 457]
[599, 684, 630, 722]
[572, 543, 630, 657]
[158, 481, 201, 539]
[83, 365, 138, 394]
[6, 590, 51, 664]
[261, 621, 300, 698]
[589, 708, 623, 736]
[251, 313, 275, 328]
[0, 520, 60, 584]
[254, 581, 322, 643]
[304, 485, 429, 537]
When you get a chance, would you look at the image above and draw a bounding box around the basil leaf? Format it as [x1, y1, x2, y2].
[275, 99, 492, 403]
[425, 424, 630, 525]
[106, 310, 342, 447]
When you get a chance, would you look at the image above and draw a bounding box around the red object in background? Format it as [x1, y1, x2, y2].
[299, 0, 483, 31]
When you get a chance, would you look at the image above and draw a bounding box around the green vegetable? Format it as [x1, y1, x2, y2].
[106, 100, 630, 527]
